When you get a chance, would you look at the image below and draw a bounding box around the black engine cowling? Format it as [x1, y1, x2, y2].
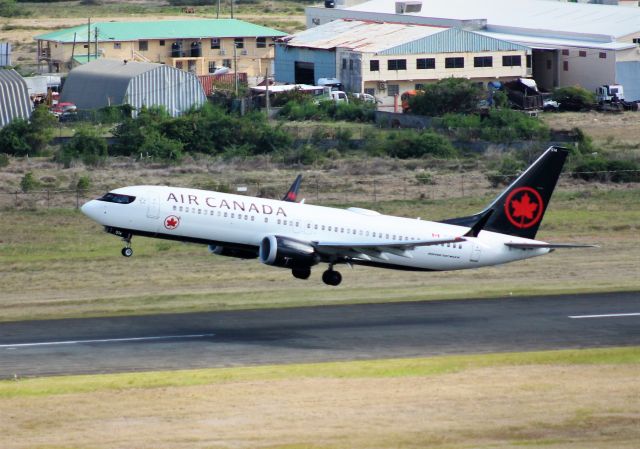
[259, 236, 318, 268]
[208, 245, 258, 259]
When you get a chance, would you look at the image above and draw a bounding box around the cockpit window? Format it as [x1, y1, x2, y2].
[97, 192, 136, 204]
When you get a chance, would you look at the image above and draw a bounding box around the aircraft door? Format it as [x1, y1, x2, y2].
[470, 244, 481, 263]
[146, 195, 160, 219]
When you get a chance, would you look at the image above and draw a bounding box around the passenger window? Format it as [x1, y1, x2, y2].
[278, 219, 281, 225]
[328, 226, 332, 231]
[251, 216, 254, 221]
[264, 217, 268, 223]
[224, 212, 228, 217]
[231, 213, 235, 218]
[373, 232, 376, 237]
[314, 224, 318, 230]
[283, 220, 287, 225]
[179, 206, 183, 211]
[244, 215, 248, 220]
[172, 205, 177, 211]
[322, 225, 326, 230]
[296, 222, 299, 227]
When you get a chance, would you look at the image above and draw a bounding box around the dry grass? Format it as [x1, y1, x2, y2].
[1, 348, 639, 449]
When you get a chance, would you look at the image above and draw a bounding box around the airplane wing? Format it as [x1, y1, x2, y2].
[505, 242, 598, 249]
[314, 237, 466, 260]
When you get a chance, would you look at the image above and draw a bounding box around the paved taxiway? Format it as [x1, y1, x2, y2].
[1, 291, 638, 377]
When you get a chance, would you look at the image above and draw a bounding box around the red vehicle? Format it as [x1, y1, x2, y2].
[50, 102, 77, 118]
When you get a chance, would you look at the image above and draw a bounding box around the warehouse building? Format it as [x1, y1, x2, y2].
[307, 0, 640, 99]
[276, 20, 530, 106]
[59, 59, 206, 116]
[0, 69, 32, 128]
[35, 19, 286, 79]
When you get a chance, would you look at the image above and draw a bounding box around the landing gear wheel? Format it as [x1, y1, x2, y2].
[292, 267, 311, 280]
[121, 247, 133, 257]
[322, 269, 342, 286]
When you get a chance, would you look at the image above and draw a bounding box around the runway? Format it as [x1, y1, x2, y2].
[1, 291, 639, 378]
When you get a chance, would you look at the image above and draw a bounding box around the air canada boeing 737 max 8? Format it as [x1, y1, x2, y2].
[81, 146, 594, 286]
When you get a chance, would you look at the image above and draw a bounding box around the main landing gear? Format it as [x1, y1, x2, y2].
[290, 265, 343, 286]
[121, 234, 133, 257]
[322, 266, 342, 286]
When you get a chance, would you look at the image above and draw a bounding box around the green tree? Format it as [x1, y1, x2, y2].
[0, 0, 29, 17]
[27, 105, 57, 152]
[386, 131, 458, 159]
[0, 119, 31, 156]
[409, 78, 483, 116]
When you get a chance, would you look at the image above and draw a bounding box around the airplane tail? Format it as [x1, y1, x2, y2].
[282, 174, 302, 202]
[441, 146, 568, 239]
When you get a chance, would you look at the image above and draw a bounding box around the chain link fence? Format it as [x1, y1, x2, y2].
[2, 170, 638, 211]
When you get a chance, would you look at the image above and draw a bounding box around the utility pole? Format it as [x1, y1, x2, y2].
[94, 27, 98, 60]
[265, 65, 270, 117]
[233, 41, 238, 97]
[216, 0, 220, 18]
[230, 0, 234, 18]
[87, 18, 91, 62]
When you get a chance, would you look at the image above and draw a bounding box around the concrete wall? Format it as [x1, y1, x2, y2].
[556, 47, 616, 91]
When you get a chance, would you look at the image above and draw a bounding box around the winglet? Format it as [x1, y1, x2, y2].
[464, 209, 494, 238]
[282, 174, 302, 202]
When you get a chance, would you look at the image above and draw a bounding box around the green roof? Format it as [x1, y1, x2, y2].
[36, 19, 287, 43]
[378, 28, 530, 55]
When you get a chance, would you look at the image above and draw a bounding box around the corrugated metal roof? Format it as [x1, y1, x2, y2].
[282, 20, 446, 52]
[478, 30, 636, 51]
[36, 19, 287, 43]
[0, 69, 32, 128]
[0, 42, 11, 67]
[347, 0, 640, 40]
[378, 28, 530, 55]
[60, 59, 205, 116]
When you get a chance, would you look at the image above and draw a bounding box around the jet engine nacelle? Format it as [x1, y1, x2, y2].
[259, 235, 319, 268]
[208, 244, 258, 259]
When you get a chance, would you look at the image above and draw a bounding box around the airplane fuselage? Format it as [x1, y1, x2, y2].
[81, 185, 550, 272]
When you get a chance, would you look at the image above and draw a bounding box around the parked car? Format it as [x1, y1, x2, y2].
[50, 102, 77, 118]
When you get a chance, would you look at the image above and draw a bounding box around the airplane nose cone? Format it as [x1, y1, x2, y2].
[81, 200, 101, 222]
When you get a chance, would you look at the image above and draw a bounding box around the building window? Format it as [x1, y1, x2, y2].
[562, 49, 569, 56]
[387, 84, 399, 96]
[208, 60, 217, 73]
[349, 59, 353, 70]
[526, 54, 532, 68]
[473, 56, 493, 68]
[370, 60, 379, 71]
[256, 37, 266, 48]
[342, 58, 347, 70]
[563, 60, 569, 71]
[176, 61, 183, 70]
[113, 42, 121, 50]
[445, 57, 464, 68]
[634, 38, 640, 45]
[502, 55, 521, 67]
[234, 37, 244, 49]
[211, 38, 220, 49]
[415, 83, 425, 90]
[579, 50, 586, 57]
[138, 40, 148, 51]
[159, 40, 165, 47]
[223, 59, 232, 68]
[599, 52, 607, 59]
[387, 59, 407, 70]
[416, 58, 435, 69]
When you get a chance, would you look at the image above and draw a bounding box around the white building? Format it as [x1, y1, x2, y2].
[308, 0, 640, 100]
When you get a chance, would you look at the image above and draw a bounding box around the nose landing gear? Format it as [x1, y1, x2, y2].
[322, 266, 342, 286]
[121, 234, 133, 257]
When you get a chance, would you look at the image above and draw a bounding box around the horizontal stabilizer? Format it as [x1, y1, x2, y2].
[505, 242, 598, 249]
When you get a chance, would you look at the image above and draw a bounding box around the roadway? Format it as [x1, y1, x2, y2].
[1, 291, 639, 378]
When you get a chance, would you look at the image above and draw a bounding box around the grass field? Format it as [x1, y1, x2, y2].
[1, 187, 638, 322]
[1, 347, 639, 449]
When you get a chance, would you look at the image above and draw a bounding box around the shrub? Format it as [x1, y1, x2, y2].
[0, 0, 30, 17]
[572, 156, 640, 183]
[386, 131, 458, 159]
[408, 78, 483, 116]
[76, 175, 92, 192]
[552, 86, 596, 111]
[20, 172, 39, 192]
[486, 155, 526, 187]
[57, 126, 108, 167]
[0, 153, 8, 167]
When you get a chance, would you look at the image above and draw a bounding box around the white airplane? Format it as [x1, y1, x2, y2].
[81, 146, 594, 286]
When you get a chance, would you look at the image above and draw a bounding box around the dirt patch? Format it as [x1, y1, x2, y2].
[542, 111, 640, 146]
[1, 364, 638, 449]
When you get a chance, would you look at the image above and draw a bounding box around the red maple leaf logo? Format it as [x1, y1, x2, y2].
[511, 193, 538, 222]
[286, 191, 297, 201]
[164, 216, 179, 230]
[504, 187, 544, 229]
